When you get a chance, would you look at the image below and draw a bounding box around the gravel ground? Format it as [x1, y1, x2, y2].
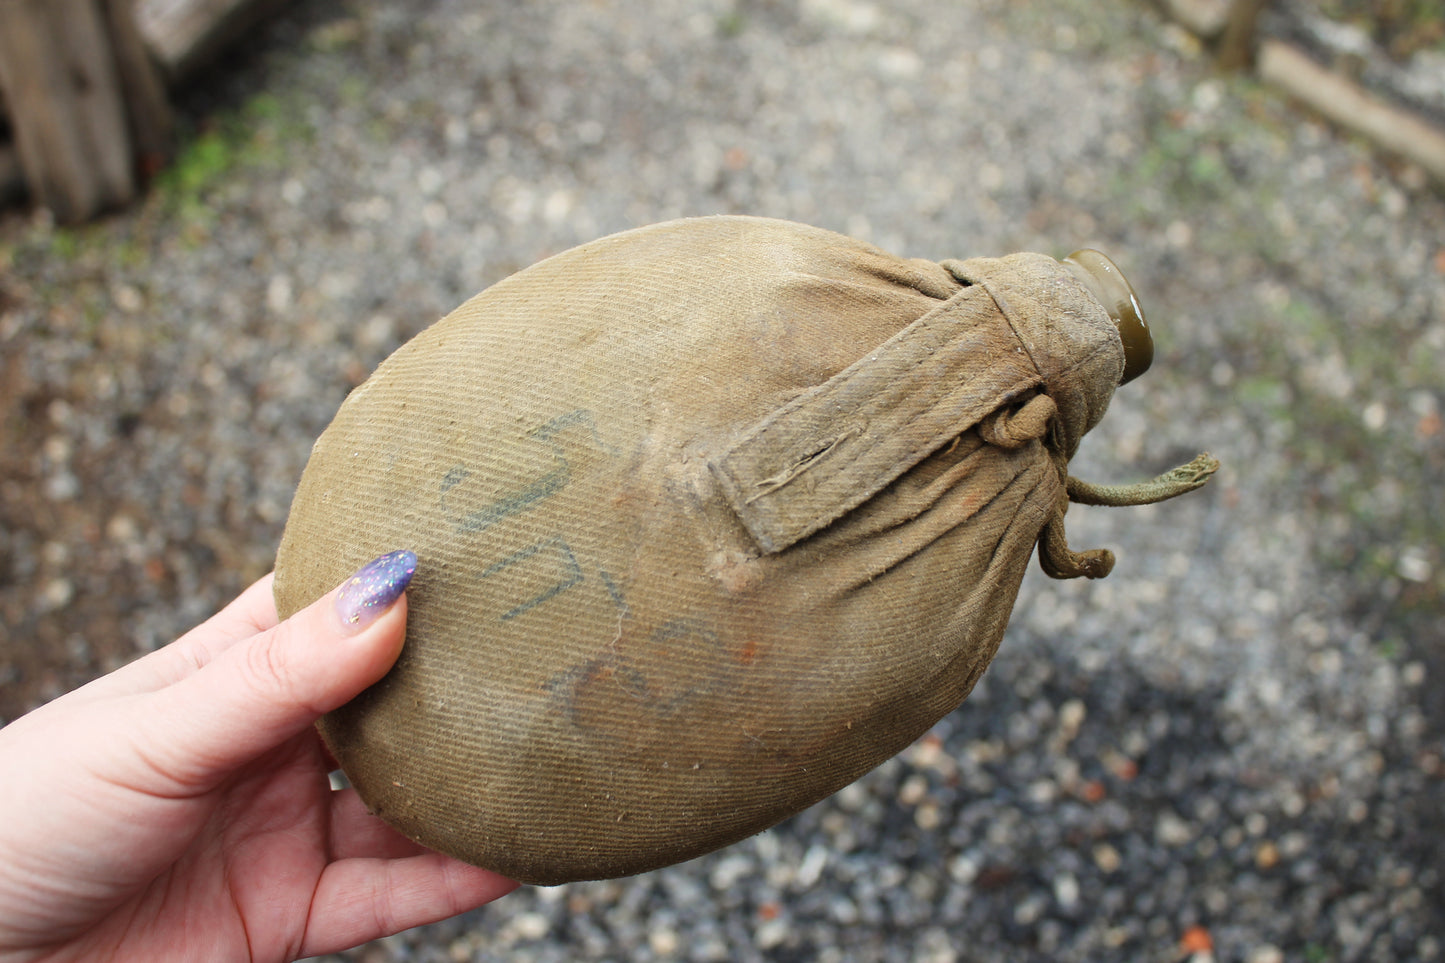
[3, 0, 1443, 960]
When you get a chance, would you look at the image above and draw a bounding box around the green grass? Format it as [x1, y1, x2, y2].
[153, 90, 314, 226]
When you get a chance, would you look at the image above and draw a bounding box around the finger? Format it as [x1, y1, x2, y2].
[128, 551, 417, 794]
[171, 570, 282, 651]
[301, 853, 518, 957]
[123, 572, 280, 689]
[38, 574, 282, 711]
[328, 788, 433, 861]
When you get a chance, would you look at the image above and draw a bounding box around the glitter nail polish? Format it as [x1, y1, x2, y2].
[335, 550, 417, 632]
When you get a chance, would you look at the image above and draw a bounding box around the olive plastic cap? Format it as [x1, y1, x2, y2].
[1061, 249, 1153, 385]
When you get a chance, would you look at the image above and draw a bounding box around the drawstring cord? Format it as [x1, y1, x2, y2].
[1066, 452, 1220, 507]
[978, 391, 1219, 580]
[1038, 450, 1219, 579]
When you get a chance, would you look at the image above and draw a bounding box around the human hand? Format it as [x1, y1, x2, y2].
[0, 550, 518, 963]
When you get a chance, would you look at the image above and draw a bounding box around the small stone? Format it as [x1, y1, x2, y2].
[915, 927, 957, 963]
[1166, 220, 1194, 249]
[43, 472, 80, 501]
[899, 773, 929, 806]
[648, 926, 679, 956]
[1053, 872, 1080, 910]
[755, 917, 788, 949]
[106, 514, 140, 542]
[40, 578, 75, 610]
[801, 0, 882, 35]
[510, 912, 549, 941]
[1156, 811, 1194, 847]
[949, 853, 979, 884]
[42, 435, 72, 463]
[710, 853, 753, 890]
[828, 895, 859, 925]
[1058, 698, 1086, 739]
[1279, 831, 1309, 858]
[112, 284, 144, 313]
[692, 936, 731, 962]
[1397, 547, 1432, 583]
[795, 844, 828, 888]
[1013, 894, 1046, 925]
[1180, 925, 1213, 953]
[1027, 779, 1058, 805]
[910, 732, 944, 768]
[46, 398, 73, 427]
[1094, 841, 1122, 873]
[543, 189, 575, 225]
[417, 167, 444, 195]
[876, 47, 922, 80]
[1247, 946, 1285, 963]
[266, 274, 293, 313]
[835, 781, 869, 811]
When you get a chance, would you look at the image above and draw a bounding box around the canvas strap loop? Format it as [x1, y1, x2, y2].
[709, 284, 1040, 554]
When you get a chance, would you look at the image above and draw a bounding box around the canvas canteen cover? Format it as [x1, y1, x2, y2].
[273, 215, 1217, 885]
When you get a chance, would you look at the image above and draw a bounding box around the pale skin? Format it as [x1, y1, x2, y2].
[0, 571, 518, 963]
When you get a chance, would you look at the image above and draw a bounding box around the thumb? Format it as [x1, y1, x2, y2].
[135, 550, 418, 792]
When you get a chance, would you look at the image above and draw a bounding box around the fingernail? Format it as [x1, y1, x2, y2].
[335, 550, 417, 633]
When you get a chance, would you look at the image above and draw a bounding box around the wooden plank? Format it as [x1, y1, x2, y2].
[135, 0, 295, 81]
[105, 0, 174, 171]
[0, 141, 25, 208]
[0, 0, 136, 222]
[0, 78, 18, 208]
[1218, 0, 1270, 70]
[1160, 0, 1231, 39]
[1259, 40, 1445, 186]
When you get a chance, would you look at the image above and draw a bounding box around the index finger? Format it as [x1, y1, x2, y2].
[68, 573, 281, 704]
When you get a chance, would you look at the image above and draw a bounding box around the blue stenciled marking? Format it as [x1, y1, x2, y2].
[478, 535, 585, 621]
[440, 465, 471, 492]
[598, 569, 629, 619]
[455, 468, 569, 534]
[451, 409, 617, 535]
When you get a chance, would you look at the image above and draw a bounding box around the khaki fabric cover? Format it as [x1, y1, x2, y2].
[273, 216, 1151, 884]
